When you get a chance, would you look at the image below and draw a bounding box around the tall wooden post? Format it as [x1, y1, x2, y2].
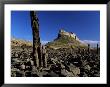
[75, 36, 76, 40]
[30, 11, 41, 67]
[42, 45, 47, 68]
[88, 44, 90, 53]
[97, 44, 98, 54]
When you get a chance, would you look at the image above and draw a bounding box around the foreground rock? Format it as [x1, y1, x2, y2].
[11, 38, 100, 77]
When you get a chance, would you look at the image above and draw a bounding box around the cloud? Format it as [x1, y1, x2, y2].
[80, 40, 100, 47]
[41, 40, 50, 45]
[82, 40, 99, 44]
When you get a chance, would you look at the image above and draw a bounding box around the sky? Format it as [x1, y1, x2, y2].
[11, 11, 100, 45]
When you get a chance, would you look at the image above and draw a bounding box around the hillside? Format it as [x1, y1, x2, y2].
[11, 38, 32, 47]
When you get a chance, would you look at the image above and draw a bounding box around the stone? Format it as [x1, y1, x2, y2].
[84, 65, 91, 71]
[61, 69, 74, 77]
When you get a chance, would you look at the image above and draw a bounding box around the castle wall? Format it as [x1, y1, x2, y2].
[60, 29, 79, 41]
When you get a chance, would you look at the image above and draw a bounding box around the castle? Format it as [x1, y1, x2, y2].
[59, 29, 80, 41]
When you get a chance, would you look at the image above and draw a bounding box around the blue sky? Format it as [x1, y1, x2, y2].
[11, 11, 100, 44]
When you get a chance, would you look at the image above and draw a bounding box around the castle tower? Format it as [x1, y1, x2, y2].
[30, 11, 42, 67]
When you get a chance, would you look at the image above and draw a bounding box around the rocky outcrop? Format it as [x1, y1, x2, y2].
[46, 29, 87, 49]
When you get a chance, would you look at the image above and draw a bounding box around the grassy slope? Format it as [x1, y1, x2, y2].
[46, 35, 87, 49]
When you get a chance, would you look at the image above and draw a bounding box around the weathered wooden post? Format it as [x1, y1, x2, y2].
[83, 48, 85, 55]
[97, 43, 98, 54]
[30, 11, 42, 67]
[78, 48, 80, 53]
[42, 45, 47, 68]
[75, 36, 76, 40]
[88, 44, 90, 53]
